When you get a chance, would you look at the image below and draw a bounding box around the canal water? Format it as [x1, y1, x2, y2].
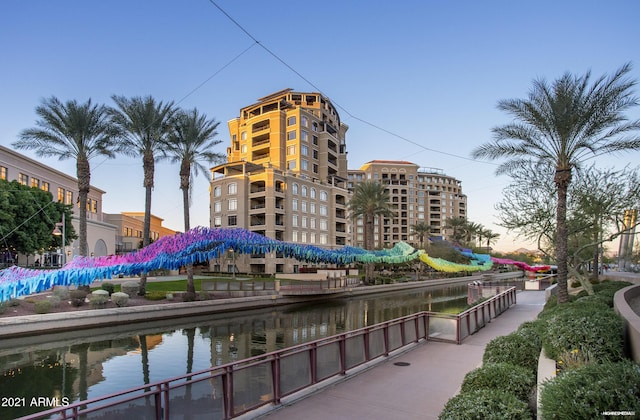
[0, 284, 467, 418]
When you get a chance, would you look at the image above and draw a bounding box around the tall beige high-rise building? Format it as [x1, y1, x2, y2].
[347, 160, 467, 248]
[210, 89, 351, 274]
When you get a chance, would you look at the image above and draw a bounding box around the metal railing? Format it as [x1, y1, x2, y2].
[19, 287, 517, 420]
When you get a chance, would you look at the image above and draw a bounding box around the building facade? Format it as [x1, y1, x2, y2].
[0, 145, 116, 261]
[347, 160, 467, 248]
[103, 212, 177, 255]
[210, 89, 351, 274]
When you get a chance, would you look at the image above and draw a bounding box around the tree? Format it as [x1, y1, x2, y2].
[0, 179, 76, 262]
[444, 217, 468, 244]
[13, 96, 118, 256]
[472, 63, 640, 303]
[483, 229, 500, 250]
[109, 95, 177, 295]
[165, 108, 225, 295]
[411, 221, 433, 249]
[348, 181, 394, 283]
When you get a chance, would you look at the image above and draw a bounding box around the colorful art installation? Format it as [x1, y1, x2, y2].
[0, 227, 550, 302]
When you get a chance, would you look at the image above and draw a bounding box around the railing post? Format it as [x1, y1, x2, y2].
[310, 342, 318, 384]
[223, 366, 234, 420]
[160, 383, 168, 420]
[383, 324, 390, 356]
[272, 354, 281, 404]
[339, 334, 347, 375]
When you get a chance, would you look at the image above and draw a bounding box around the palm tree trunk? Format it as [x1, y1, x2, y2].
[181, 162, 196, 295]
[139, 152, 154, 296]
[77, 156, 91, 256]
[365, 213, 375, 284]
[555, 169, 571, 303]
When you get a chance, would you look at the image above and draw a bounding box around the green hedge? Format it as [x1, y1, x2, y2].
[540, 360, 640, 419]
[439, 389, 531, 420]
[540, 305, 624, 363]
[483, 332, 541, 375]
[461, 363, 535, 404]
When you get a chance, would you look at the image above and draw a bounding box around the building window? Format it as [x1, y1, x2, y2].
[319, 205, 328, 216]
[310, 218, 316, 229]
[214, 201, 222, 212]
[213, 216, 222, 227]
[301, 232, 307, 243]
[301, 160, 309, 170]
[41, 181, 50, 192]
[287, 131, 296, 140]
[287, 145, 296, 155]
[292, 215, 298, 227]
[214, 186, 221, 197]
[312, 122, 318, 132]
[0, 166, 6, 180]
[292, 183, 299, 194]
[312, 164, 319, 174]
[292, 231, 298, 242]
[320, 234, 328, 245]
[241, 132, 247, 140]
[312, 135, 318, 145]
[320, 191, 328, 201]
[241, 144, 247, 153]
[301, 115, 308, 127]
[301, 131, 308, 142]
[312, 149, 318, 159]
[30, 177, 40, 188]
[302, 216, 308, 228]
[310, 188, 316, 199]
[228, 199, 237, 211]
[228, 215, 237, 226]
[310, 233, 316, 243]
[228, 183, 237, 194]
[320, 219, 328, 230]
[301, 144, 309, 156]
[287, 116, 296, 126]
[301, 201, 307, 212]
[310, 203, 316, 213]
[65, 191, 73, 205]
[301, 186, 308, 197]
[292, 199, 298, 211]
[288, 160, 296, 170]
[18, 173, 28, 185]
[57, 188, 64, 202]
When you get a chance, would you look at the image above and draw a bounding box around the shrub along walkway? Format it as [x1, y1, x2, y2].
[255, 290, 546, 420]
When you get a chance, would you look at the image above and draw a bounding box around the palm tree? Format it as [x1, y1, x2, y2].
[411, 221, 432, 249]
[109, 95, 177, 295]
[472, 63, 640, 303]
[483, 229, 500, 250]
[444, 216, 467, 244]
[165, 108, 225, 295]
[348, 181, 395, 283]
[14, 97, 118, 256]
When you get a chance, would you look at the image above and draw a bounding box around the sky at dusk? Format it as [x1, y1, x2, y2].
[1, 0, 639, 252]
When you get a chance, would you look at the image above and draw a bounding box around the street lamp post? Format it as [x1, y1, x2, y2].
[52, 215, 65, 266]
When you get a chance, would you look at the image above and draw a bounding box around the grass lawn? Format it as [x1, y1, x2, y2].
[93, 276, 276, 293]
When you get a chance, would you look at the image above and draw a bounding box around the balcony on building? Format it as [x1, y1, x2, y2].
[250, 197, 266, 211]
[250, 215, 266, 227]
[250, 181, 266, 194]
[335, 208, 346, 219]
[252, 120, 270, 133]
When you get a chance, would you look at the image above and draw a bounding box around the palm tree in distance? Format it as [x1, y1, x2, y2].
[444, 216, 467, 244]
[14, 97, 119, 256]
[348, 181, 395, 284]
[109, 95, 177, 295]
[411, 221, 433, 250]
[165, 108, 225, 296]
[472, 63, 640, 303]
[483, 229, 500, 250]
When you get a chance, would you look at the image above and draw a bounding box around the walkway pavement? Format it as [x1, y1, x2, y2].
[258, 290, 546, 420]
